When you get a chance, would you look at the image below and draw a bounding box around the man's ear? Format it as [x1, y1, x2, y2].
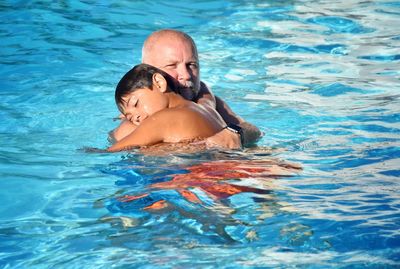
[152, 73, 168, 93]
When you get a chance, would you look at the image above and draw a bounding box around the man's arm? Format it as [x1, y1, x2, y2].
[215, 96, 262, 147]
[197, 82, 261, 148]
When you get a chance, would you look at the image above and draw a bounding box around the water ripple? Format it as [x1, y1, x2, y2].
[1, 0, 399, 268]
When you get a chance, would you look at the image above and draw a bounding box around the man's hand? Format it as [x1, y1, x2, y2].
[205, 128, 241, 149]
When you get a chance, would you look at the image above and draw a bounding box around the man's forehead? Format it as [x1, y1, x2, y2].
[154, 46, 197, 62]
[156, 36, 196, 52]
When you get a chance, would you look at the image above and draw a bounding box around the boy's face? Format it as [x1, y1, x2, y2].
[120, 87, 168, 125]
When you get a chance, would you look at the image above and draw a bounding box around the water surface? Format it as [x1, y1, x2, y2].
[0, 0, 399, 268]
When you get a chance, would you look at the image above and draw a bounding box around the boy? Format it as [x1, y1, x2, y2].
[107, 64, 226, 152]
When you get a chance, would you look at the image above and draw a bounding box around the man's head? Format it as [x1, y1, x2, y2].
[142, 29, 200, 101]
[115, 64, 175, 125]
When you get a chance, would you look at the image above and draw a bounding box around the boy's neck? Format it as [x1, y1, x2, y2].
[166, 91, 189, 108]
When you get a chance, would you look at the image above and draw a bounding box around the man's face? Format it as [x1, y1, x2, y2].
[143, 36, 200, 101]
[119, 87, 168, 125]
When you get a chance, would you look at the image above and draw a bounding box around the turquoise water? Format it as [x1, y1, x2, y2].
[1, 0, 399, 268]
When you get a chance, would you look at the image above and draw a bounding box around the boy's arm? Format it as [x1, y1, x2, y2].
[107, 107, 219, 152]
[108, 119, 137, 144]
[107, 114, 165, 152]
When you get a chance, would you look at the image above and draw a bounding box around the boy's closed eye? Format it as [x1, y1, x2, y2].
[127, 96, 138, 108]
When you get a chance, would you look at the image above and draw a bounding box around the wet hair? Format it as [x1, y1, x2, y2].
[115, 63, 176, 110]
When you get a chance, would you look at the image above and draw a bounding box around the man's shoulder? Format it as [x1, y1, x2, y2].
[196, 81, 217, 109]
[199, 81, 213, 95]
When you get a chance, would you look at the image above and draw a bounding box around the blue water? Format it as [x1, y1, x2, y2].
[1, 0, 399, 268]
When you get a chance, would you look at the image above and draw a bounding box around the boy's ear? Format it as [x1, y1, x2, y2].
[152, 73, 167, 93]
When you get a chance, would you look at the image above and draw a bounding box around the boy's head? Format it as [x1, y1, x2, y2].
[115, 64, 176, 125]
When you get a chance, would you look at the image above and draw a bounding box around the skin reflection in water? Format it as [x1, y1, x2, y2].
[102, 158, 302, 242]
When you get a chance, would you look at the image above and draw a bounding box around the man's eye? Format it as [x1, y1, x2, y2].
[189, 63, 198, 69]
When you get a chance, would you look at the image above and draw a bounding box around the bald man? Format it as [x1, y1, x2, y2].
[110, 29, 261, 149]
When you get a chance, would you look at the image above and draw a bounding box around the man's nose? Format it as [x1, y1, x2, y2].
[177, 64, 191, 81]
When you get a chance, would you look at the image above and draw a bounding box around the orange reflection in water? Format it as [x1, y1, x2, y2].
[118, 159, 301, 210]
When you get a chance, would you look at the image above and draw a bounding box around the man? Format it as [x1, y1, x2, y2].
[110, 29, 261, 149]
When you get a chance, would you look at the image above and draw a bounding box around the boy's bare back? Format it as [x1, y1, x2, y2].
[107, 100, 225, 152]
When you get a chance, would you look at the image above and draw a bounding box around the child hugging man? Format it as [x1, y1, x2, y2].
[107, 64, 226, 152]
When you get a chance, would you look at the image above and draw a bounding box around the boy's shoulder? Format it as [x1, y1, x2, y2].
[153, 101, 200, 118]
[145, 103, 211, 135]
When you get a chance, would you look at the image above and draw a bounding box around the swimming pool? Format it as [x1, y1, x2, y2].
[1, 0, 399, 268]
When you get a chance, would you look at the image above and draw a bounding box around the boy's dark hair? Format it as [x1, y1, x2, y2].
[115, 63, 176, 109]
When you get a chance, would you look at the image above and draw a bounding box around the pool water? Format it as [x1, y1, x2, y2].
[1, 0, 399, 268]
